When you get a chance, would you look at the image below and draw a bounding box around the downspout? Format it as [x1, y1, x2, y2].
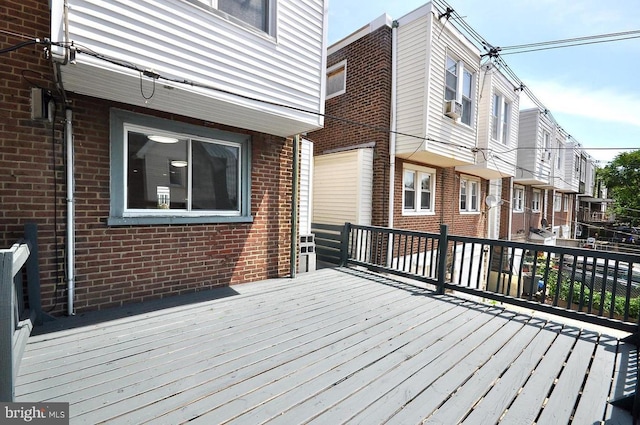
[386, 21, 398, 267]
[388, 21, 398, 230]
[507, 177, 513, 240]
[290, 135, 299, 278]
[65, 108, 75, 315]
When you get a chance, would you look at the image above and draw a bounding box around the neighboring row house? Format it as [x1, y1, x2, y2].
[1, 0, 327, 314]
[309, 2, 597, 247]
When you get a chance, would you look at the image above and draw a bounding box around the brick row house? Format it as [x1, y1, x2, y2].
[1, 0, 327, 314]
[309, 2, 597, 252]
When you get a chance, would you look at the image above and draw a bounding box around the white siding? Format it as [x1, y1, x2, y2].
[312, 149, 373, 226]
[516, 109, 552, 185]
[50, 0, 326, 136]
[457, 65, 518, 179]
[395, 5, 479, 167]
[299, 139, 314, 235]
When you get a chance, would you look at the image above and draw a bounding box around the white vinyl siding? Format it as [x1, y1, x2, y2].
[50, 0, 326, 137]
[313, 149, 373, 226]
[395, 5, 479, 166]
[516, 109, 553, 185]
[299, 139, 313, 235]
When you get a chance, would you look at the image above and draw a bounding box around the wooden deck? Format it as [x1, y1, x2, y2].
[15, 267, 636, 424]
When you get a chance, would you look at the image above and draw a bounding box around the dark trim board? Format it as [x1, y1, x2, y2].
[16, 268, 635, 424]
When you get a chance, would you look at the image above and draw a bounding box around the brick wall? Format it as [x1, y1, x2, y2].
[309, 25, 393, 227]
[309, 25, 487, 238]
[1, 1, 293, 314]
[385, 161, 486, 237]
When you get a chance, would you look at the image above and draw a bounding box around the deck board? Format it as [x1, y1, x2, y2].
[15, 267, 635, 424]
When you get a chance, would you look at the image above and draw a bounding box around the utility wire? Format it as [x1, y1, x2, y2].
[499, 29, 640, 51]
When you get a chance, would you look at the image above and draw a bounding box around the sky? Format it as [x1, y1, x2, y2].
[327, 0, 640, 165]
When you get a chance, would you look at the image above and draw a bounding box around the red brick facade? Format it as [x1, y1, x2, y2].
[2, 1, 293, 314]
[309, 25, 486, 238]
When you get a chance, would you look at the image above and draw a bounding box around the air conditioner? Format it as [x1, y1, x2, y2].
[444, 100, 462, 119]
[541, 150, 551, 162]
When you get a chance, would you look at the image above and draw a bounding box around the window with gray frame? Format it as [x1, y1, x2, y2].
[109, 109, 252, 225]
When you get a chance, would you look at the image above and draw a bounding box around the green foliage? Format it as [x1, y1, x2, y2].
[599, 151, 640, 225]
[543, 263, 640, 321]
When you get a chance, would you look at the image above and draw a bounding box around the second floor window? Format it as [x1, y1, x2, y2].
[556, 141, 564, 170]
[194, 0, 270, 33]
[326, 61, 347, 99]
[491, 94, 510, 144]
[444, 56, 474, 126]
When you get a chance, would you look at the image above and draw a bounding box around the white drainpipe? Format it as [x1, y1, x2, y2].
[388, 21, 398, 230]
[65, 108, 75, 315]
[386, 21, 398, 267]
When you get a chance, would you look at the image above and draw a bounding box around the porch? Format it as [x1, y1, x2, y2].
[15, 267, 635, 424]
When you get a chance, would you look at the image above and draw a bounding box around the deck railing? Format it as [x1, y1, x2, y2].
[341, 223, 640, 334]
[0, 223, 43, 401]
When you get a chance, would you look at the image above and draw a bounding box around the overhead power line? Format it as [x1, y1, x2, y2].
[498, 29, 640, 52]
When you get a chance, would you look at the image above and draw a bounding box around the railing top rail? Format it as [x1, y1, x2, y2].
[2, 241, 30, 280]
[349, 223, 440, 239]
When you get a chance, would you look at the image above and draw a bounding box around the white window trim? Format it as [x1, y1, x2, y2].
[459, 176, 480, 214]
[513, 186, 524, 213]
[326, 60, 347, 100]
[444, 54, 475, 127]
[491, 93, 510, 144]
[189, 0, 275, 36]
[554, 194, 562, 212]
[402, 164, 436, 216]
[531, 189, 541, 212]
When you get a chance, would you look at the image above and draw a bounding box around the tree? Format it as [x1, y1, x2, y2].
[599, 150, 640, 226]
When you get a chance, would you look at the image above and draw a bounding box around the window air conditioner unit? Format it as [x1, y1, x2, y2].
[541, 150, 551, 162]
[444, 100, 462, 119]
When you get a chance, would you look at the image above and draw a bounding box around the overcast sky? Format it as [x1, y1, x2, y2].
[327, 0, 640, 165]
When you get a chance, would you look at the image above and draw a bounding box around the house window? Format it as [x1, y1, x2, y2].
[491, 94, 510, 144]
[444, 56, 474, 126]
[554, 193, 562, 212]
[193, 0, 271, 33]
[542, 131, 551, 162]
[326, 60, 346, 99]
[532, 190, 541, 212]
[403, 165, 435, 214]
[574, 154, 580, 176]
[556, 141, 563, 170]
[109, 109, 251, 225]
[460, 176, 479, 213]
[513, 186, 524, 213]
[563, 194, 570, 212]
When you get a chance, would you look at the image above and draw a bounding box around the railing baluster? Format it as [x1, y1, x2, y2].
[624, 261, 633, 322]
[476, 244, 485, 291]
[599, 260, 609, 317]
[610, 260, 620, 319]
